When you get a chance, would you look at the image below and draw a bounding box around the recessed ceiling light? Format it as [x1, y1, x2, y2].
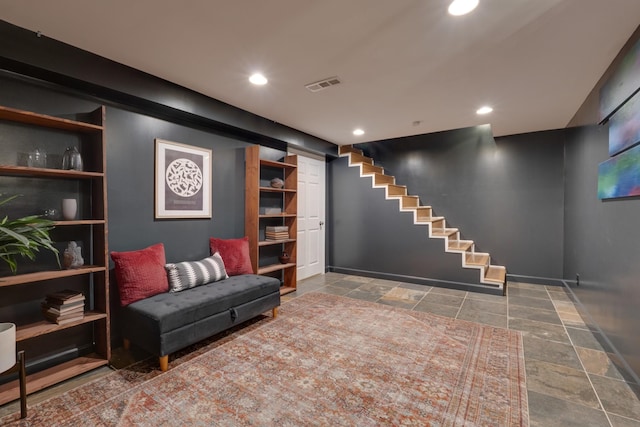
[249, 73, 268, 85]
[353, 129, 365, 136]
[448, 0, 479, 16]
[476, 106, 493, 115]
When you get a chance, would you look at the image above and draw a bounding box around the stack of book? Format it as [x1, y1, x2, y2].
[41, 289, 85, 325]
[265, 225, 289, 241]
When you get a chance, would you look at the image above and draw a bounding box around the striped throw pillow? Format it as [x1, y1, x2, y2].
[165, 252, 229, 292]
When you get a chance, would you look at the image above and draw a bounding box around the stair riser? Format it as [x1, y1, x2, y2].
[415, 207, 432, 219]
[431, 219, 445, 229]
[361, 164, 384, 175]
[339, 145, 363, 156]
[374, 174, 395, 186]
[387, 186, 407, 196]
[401, 197, 418, 209]
[349, 153, 373, 165]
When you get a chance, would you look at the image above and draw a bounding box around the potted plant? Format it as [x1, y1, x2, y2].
[0, 195, 59, 274]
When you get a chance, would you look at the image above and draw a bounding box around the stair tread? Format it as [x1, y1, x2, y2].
[448, 240, 473, 250]
[416, 216, 445, 223]
[432, 228, 458, 236]
[465, 253, 489, 265]
[484, 265, 506, 283]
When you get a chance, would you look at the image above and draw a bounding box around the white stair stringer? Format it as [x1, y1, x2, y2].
[338, 147, 506, 291]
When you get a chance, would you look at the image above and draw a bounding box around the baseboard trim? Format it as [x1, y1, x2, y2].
[506, 274, 566, 287]
[328, 266, 503, 296]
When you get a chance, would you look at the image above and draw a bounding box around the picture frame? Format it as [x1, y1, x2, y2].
[154, 139, 212, 219]
[597, 143, 640, 199]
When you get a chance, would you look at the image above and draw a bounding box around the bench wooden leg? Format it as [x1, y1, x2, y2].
[123, 338, 130, 350]
[159, 355, 169, 372]
[272, 307, 279, 318]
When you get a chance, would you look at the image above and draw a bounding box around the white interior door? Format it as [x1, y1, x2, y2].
[295, 153, 326, 280]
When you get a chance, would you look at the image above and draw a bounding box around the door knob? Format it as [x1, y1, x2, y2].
[319, 221, 325, 229]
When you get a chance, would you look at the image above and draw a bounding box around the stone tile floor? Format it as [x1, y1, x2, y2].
[283, 272, 640, 427]
[2, 272, 640, 426]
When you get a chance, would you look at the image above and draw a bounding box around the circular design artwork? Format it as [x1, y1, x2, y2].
[165, 158, 203, 197]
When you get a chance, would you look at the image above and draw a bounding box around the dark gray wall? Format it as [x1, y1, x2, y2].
[563, 25, 640, 378]
[564, 123, 640, 376]
[355, 125, 565, 279]
[329, 156, 485, 289]
[106, 108, 249, 261]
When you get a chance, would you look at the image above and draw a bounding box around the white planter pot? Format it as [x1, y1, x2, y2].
[0, 323, 16, 373]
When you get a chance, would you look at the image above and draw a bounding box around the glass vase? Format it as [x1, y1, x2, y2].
[62, 146, 83, 171]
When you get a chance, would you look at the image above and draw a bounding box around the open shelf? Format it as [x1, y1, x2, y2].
[53, 220, 106, 226]
[0, 165, 103, 179]
[0, 105, 103, 132]
[259, 213, 297, 218]
[0, 354, 109, 406]
[259, 239, 296, 247]
[16, 312, 108, 342]
[0, 266, 106, 287]
[260, 158, 297, 169]
[259, 186, 296, 193]
[258, 263, 296, 275]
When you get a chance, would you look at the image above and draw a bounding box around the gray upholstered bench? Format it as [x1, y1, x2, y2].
[120, 274, 280, 371]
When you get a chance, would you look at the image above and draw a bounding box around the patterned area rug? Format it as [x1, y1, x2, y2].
[2, 292, 528, 426]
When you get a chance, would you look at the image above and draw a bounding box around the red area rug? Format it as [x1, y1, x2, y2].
[2, 292, 528, 426]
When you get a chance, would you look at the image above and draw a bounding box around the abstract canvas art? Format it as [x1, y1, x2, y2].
[608, 90, 640, 156]
[600, 36, 640, 122]
[155, 139, 212, 218]
[598, 143, 640, 199]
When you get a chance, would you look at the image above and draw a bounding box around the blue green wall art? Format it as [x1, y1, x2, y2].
[600, 37, 640, 122]
[598, 143, 640, 199]
[608, 91, 640, 156]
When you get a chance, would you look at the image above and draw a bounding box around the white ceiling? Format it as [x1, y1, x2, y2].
[1, 0, 640, 145]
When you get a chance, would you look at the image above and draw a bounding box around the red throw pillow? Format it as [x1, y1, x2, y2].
[209, 237, 254, 276]
[110, 243, 169, 306]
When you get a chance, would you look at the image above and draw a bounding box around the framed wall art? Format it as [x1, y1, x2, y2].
[599, 36, 640, 122]
[598, 143, 640, 200]
[607, 90, 640, 156]
[155, 139, 212, 219]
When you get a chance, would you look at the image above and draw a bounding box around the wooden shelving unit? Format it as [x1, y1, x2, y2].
[245, 146, 298, 295]
[0, 354, 107, 406]
[0, 105, 110, 406]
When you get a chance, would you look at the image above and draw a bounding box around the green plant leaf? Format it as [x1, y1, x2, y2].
[0, 195, 59, 273]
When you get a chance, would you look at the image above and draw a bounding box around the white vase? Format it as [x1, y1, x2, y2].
[0, 323, 16, 374]
[62, 198, 78, 220]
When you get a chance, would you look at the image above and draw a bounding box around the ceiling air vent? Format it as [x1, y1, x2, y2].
[305, 76, 341, 92]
